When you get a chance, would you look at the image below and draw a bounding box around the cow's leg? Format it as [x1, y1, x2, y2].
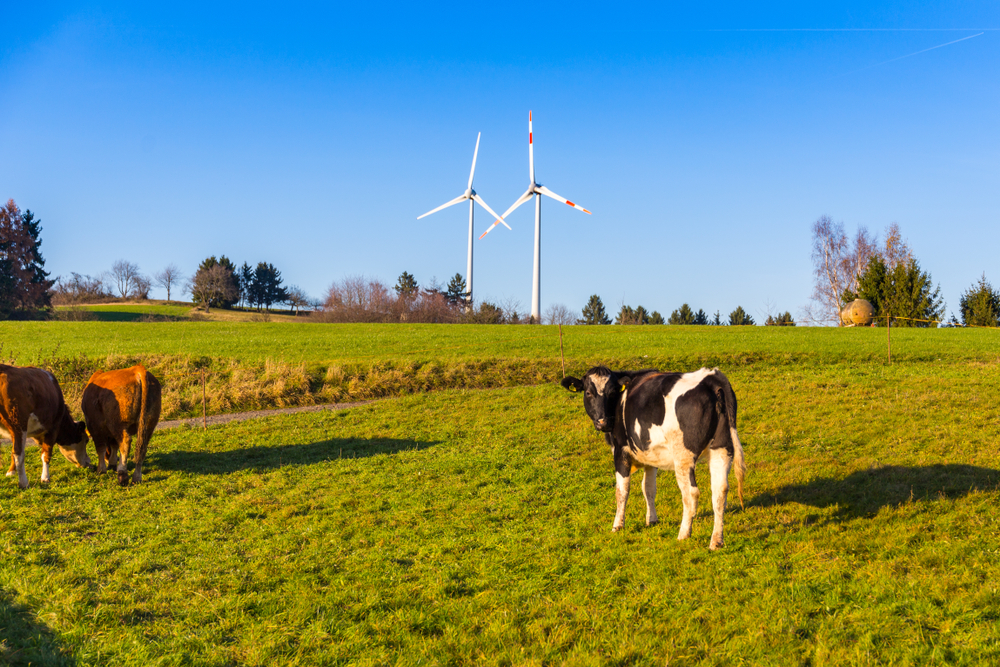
[39, 441, 53, 483]
[642, 466, 658, 526]
[13, 432, 29, 490]
[6, 449, 15, 477]
[708, 447, 733, 550]
[673, 456, 700, 541]
[116, 431, 131, 486]
[613, 471, 631, 531]
[132, 440, 148, 485]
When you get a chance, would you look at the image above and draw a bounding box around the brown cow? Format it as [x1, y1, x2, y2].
[82, 365, 161, 486]
[0, 364, 91, 489]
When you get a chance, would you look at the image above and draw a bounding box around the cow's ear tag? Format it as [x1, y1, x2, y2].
[570, 385, 578, 392]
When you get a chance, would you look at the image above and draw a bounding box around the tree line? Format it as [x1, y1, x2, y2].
[576, 295, 784, 326]
[809, 217, 998, 327]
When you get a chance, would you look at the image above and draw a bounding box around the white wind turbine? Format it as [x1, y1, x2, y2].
[417, 132, 509, 306]
[481, 111, 591, 322]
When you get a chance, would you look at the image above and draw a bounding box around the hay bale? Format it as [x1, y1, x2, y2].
[840, 299, 874, 326]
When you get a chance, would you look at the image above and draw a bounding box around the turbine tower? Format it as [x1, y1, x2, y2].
[482, 111, 591, 322]
[418, 132, 509, 306]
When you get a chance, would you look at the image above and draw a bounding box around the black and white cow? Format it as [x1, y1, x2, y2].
[562, 366, 745, 549]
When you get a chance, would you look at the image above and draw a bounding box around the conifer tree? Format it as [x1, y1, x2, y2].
[959, 274, 1000, 327]
[579, 295, 611, 324]
[728, 306, 755, 326]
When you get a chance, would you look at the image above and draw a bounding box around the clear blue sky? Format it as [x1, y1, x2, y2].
[2, 2, 997, 322]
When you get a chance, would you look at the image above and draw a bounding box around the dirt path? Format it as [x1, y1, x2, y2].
[2, 402, 373, 446]
[156, 401, 373, 430]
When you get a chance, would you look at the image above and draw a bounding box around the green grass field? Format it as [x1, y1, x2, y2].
[2, 318, 1000, 665]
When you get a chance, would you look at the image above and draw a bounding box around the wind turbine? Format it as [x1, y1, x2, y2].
[417, 132, 509, 306]
[481, 111, 591, 322]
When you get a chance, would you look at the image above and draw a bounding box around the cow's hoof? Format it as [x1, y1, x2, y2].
[5, 470, 13, 477]
[612, 525, 623, 532]
[87, 464, 97, 472]
[709, 540, 724, 550]
[646, 520, 659, 527]
[117, 472, 130, 486]
[40, 478, 50, 484]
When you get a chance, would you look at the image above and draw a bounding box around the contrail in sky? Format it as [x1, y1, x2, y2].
[834, 31, 985, 77]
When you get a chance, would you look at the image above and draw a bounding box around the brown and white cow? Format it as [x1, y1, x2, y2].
[82, 365, 162, 486]
[0, 364, 91, 489]
[562, 366, 745, 549]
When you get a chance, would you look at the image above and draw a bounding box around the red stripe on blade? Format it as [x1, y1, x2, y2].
[529, 133, 532, 144]
[566, 200, 574, 207]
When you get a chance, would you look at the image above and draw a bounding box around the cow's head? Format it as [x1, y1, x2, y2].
[56, 419, 91, 469]
[561, 366, 629, 433]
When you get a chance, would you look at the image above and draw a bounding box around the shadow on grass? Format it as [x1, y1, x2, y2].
[752, 464, 1000, 519]
[91, 312, 184, 322]
[0, 589, 76, 666]
[151, 437, 439, 475]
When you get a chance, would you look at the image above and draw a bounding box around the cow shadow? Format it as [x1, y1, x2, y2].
[0, 588, 77, 666]
[150, 437, 439, 475]
[750, 464, 1000, 522]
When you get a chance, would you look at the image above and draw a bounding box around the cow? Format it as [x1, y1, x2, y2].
[561, 366, 745, 549]
[82, 365, 162, 486]
[0, 364, 91, 489]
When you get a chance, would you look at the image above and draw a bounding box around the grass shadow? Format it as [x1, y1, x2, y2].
[151, 437, 439, 475]
[752, 464, 1000, 521]
[0, 588, 76, 666]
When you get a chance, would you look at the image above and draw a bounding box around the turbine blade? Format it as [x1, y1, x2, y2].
[468, 132, 481, 190]
[472, 194, 512, 230]
[528, 111, 534, 185]
[478, 219, 505, 240]
[501, 187, 535, 220]
[537, 185, 591, 214]
[417, 193, 469, 219]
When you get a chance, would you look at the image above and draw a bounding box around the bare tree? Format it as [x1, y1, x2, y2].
[286, 285, 310, 316]
[809, 216, 877, 325]
[132, 274, 151, 299]
[543, 303, 575, 325]
[154, 264, 183, 301]
[187, 265, 239, 313]
[109, 260, 143, 299]
[881, 222, 912, 271]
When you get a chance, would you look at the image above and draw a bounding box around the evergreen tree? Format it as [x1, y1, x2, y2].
[444, 273, 468, 305]
[634, 305, 649, 325]
[579, 295, 611, 324]
[765, 312, 796, 326]
[615, 305, 636, 325]
[846, 255, 943, 327]
[239, 262, 254, 308]
[0, 200, 53, 317]
[693, 309, 708, 325]
[252, 262, 288, 311]
[959, 274, 1000, 327]
[190, 256, 240, 309]
[648, 311, 664, 325]
[728, 306, 755, 326]
[395, 271, 419, 299]
[711, 311, 722, 326]
[668, 303, 695, 325]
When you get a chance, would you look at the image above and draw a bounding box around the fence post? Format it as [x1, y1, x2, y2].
[886, 314, 891, 365]
[202, 369, 207, 430]
[559, 324, 566, 379]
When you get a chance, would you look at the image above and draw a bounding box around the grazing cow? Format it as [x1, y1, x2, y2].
[82, 365, 162, 486]
[0, 365, 90, 489]
[562, 366, 745, 549]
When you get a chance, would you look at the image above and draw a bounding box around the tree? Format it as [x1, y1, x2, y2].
[285, 285, 310, 316]
[958, 274, 1000, 327]
[845, 255, 943, 327]
[809, 216, 879, 324]
[711, 311, 722, 326]
[729, 306, 755, 326]
[189, 256, 240, 310]
[238, 262, 254, 308]
[444, 273, 468, 306]
[154, 264, 183, 301]
[668, 304, 695, 325]
[0, 200, 54, 317]
[765, 312, 796, 326]
[579, 295, 611, 325]
[251, 262, 288, 311]
[394, 271, 419, 300]
[648, 311, 664, 325]
[615, 305, 648, 325]
[693, 309, 708, 325]
[109, 260, 144, 299]
[543, 303, 575, 325]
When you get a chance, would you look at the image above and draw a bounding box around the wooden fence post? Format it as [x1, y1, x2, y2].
[559, 324, 566, 379]
[202, 369, 207, 430]
[887, 314, 892, 365]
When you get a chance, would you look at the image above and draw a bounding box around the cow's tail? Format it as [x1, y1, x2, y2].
[720, 374, 745, 510]
[135, 366, 150, 464]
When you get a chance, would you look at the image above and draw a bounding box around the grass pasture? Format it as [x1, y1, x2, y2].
[1, 322, 1000, 664]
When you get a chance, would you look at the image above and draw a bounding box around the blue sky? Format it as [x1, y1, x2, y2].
[2, 2, 997, 322]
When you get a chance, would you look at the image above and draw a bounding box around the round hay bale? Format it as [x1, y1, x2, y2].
[840, 299, 874, 326]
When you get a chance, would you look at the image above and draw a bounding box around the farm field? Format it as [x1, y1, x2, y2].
[1, 323, 999, 664]
[53, 302, 306, 323]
